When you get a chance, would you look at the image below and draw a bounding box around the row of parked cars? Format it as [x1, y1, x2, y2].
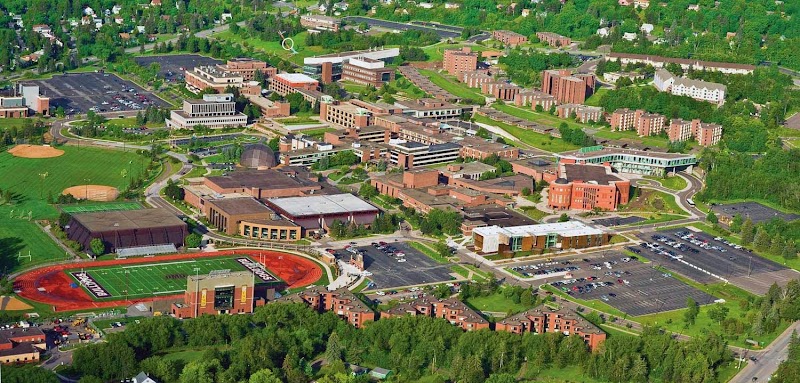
[510, 263, 579, 278]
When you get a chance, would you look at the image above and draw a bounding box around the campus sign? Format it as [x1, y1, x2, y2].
[71, 272, 111, 298]
[236, 258, 276, 282]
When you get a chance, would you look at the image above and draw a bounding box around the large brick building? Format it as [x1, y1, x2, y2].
[171, 269, 277, 319]
[668, 119, 722, 147]
[266, 193, 380, 231]
[300, 14, 340, 32]
[65, 209, 188, 254]
[548, 164, 631, 211]
[493, 30, 528, 46]
[341, 57, 395, 87]
[184, 59, 272, 95]
[536, 32, 572, 47]
[556, 104, 603, 123]
[610, 109, 666, 137]
[381, 296, 490, 331]
[472, 221, 609, 254]
[443, 47, 478, 76]
[496, 307, 607, 350]
[0, 327, 46, 364]
[514, 90, 557, 110]
[165, 93, 248, 130]
[541, 69, 596, 104]
[280, 286, 375, 328]
[269, 73, 319, 96]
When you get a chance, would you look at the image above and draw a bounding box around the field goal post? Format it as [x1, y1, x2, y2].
[17, 251, 32, 262]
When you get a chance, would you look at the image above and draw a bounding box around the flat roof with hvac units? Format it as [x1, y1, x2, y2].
[267, 193, 378, 217]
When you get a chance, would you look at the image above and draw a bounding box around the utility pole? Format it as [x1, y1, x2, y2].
[194, 267, 200, 318]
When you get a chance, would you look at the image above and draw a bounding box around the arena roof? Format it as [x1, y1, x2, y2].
[71, 208, 186, 232]
[268, 194, 378, 217]
[473, 221, 605, 238]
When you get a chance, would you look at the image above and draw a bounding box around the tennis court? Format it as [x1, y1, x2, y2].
[67, 256, 279, 300]
[60, 202, 143, 214]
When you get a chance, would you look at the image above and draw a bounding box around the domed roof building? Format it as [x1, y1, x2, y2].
[239, 143, 277, 169]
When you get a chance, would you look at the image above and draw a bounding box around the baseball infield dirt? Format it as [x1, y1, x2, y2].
[0, 296, 33, 311]
[8, 144, 65, 158]
[62, 185, 120, 202]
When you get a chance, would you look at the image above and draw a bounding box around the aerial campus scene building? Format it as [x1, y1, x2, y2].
[1, 2, 799, 383]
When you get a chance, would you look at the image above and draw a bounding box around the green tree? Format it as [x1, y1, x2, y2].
[78, 376, 104, 383]
[325, 331, 343, 363]
[706, 212, 718, 224]
[783, 240, 798, 260]
[90, 238, 105, 256]
[521, 187, 531, 196]
[730, 214, 744, 233]
[683, 297, 699, 326]
[741, 218, 755, 245]
[249, 369, 283, 383]
[770, 235, 785, 255]
[358, 183, 378, 199]
[185, 233, 202, 248]
[754, 227, 772, 252]
[707, 303, 729, 325]
[558, 213, 570, 222]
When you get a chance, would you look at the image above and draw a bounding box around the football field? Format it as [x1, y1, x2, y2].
[66, 256, 278, 300]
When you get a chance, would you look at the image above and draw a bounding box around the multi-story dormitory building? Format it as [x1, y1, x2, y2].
[610, 108, 722, 147]
[278, 289, 606, 350]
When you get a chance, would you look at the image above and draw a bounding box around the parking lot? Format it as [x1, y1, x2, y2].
[31, 72, 169, 115]
[342, 242, 457, 290]
[710, 202, 800, 224]
[547, 254, 717, 316]
[635, 229, 798, 295]
[134, 54, 222, 83]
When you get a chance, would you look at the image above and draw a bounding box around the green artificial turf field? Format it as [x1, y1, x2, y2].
[67, 256, 278, 300]
[60, 202, 143, 214]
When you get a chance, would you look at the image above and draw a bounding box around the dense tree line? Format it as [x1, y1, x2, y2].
[399, 207, 463, 236]
[498, 51, 574, 87]
[0, 119, 49, 147]
[697, 149, 800, 212]
[69, 302, 739, 383]
[328, 213, 399, 239]
[310, 151, 359, 171]
[304, 29, 440, 52]
[772, 332, 800, 383]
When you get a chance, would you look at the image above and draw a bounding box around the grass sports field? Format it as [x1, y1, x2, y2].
[67, 256, 279, 300]
[60, 202, 143, 214]
[0, 145, 153, 272]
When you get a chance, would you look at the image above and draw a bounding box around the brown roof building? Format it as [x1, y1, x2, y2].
[381, 296, 490, 331]
[496, 307, 607, 351]
[65, 209, 188, 253]
[536, 32, 572, 47]
[0, 327, 46, 364]
[280, 286, 375, 328]
[493, 30, 528, 46]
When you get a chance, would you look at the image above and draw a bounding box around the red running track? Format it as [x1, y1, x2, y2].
[13, 250, 323, 312]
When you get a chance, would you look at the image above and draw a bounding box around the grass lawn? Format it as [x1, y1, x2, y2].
[417, 69, 486, 103]
[409, 242, 449, 264]
[519, 206, 548, 221]
[472, 114, 579, 152]
[0, 145, 151, 272]
[621, 189, 688, 216]
[104, 117, 163, 129]
[492, 103, 588, 131]
[644, 175, 688, 191]
[451, 264, 470, 279]
[522, 365, 605, 383]
[211, 30, 327, 66]
[634, 272, 789, 349]
[296, 127, 335, 138]
[591, 127, 670, 149]
[584, 87, 609, 107]
[0, 119, 29, 130]
[465, 291, 531, 314]
[275, 116, 321, 125]
[340, 80, 371, 94]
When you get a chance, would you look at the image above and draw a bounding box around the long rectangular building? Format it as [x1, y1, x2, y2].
[165, 93, 248, 129]
[267, 193, 380, 231]
[606, 52, 756, 75]
[472, 221, 609, 254]
[554, 146, 696, 176]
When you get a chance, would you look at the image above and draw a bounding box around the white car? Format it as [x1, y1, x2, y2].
[376, 291, 386, 296]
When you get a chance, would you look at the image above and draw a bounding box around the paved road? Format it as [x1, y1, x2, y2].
[343, 16, 461, 39]
[730, 321, 800, 383]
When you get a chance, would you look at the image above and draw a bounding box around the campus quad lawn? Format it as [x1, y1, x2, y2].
[67, 256, 277, 300]
[492, 103, 588, 131]
[591, 127, 670, 149]
[0, 145, 149, 272]
[211, 30, 328, 66]
[417, 69, 486, 103]
[471, 114, 580, 152]
[644, 175, 688, 191]
[465, 291, 533, 315]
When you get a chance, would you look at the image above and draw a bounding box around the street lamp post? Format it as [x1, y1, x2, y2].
[193, 267, 201, 318]
[83, 178, 90, 200]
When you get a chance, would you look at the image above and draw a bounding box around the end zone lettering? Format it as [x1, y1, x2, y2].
[235, 258, 276, 282]
[71, 272, 111, 298]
